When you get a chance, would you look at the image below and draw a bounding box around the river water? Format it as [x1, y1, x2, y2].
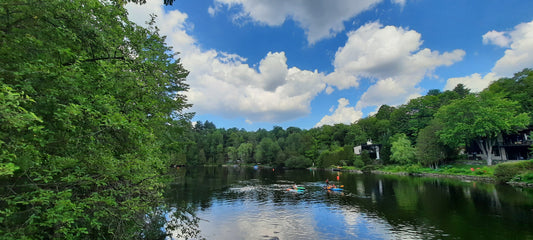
[165, 166, 533, 240]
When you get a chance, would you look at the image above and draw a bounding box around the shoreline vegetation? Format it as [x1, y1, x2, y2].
[181, 69, 533, 196]
[222, 160, 533, 187]
[2, 0, 532, 239]
[339, 160, 533, 187]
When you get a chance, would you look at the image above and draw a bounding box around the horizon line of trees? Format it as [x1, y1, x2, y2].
[177, 69, 533, 169]
[1, 1, 531, 238]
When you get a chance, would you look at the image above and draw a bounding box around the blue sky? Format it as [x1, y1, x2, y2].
[126, 0, 533, 130]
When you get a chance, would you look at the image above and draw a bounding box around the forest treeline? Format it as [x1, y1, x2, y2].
[1, 0, 532, 239]
[179, 69, 533, 169]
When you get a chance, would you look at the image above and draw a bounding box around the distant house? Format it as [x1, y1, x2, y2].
[467, 126, 532, 162]
[354, 140, 382, 160]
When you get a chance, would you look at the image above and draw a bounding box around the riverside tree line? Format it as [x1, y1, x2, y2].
[0, 0, 198, 239]
[178, 69, 532, 169]
[0, 0, 532, 239]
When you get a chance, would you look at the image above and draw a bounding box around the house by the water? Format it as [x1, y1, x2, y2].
[467, 126, 532, 163]
[353, 127, 532, 163]
[354, 140, 382, 160]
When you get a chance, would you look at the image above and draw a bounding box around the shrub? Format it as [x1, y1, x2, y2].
[406, 164, 422, 174]
[494, 160, 533, 182]
[361, 165, 378, 173]
[511, 172, 533, 183]
[360, 150, 372, 166]
[354, 158, 365, 168]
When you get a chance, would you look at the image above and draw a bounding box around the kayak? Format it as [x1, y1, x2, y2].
[324, 186, 343, 191]
[287, 188, 305, 192]
[287, 186, 305, 192]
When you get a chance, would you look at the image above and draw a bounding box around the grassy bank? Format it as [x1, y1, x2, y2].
[329, 163, 495, 177]
[377, 164, 495, 177]
[493, 160, 533, 184]
[339, 160, 533, 185]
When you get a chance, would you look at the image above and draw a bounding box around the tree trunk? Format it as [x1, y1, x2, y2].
[476, 140, 488, 162]
[486, 142, 493, 166]
[476, 138, 494, 166]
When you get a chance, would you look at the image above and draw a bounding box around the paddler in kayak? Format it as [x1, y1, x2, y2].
[287, 184, 305, 191]
[325, 178, 335, 190]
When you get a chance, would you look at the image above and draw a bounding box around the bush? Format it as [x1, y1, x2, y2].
[285, 156, 312, 169]
[511, 172, 533, 183]
[361, 164, 379, 173]
[360, 150, 372, 166]
[494, 160, 533, 182]
[406, 164, 422, 174]
[354, 158, 365, 168]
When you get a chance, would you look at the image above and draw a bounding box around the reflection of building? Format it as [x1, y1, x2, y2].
[467, 127, 532, 162]
[354, 140, 381, 160]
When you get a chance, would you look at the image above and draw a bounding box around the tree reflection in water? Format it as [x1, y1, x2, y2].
[162, 167, 533, 240]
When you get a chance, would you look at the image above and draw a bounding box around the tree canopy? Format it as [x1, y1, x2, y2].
[177, 69, 533, 169]
[434, 92, 529, 165]
[2, 0, 533, 237]
[1, 0, 191, 238]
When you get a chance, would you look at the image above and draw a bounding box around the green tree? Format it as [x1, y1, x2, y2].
[375, 105, 395, 120]
[435, 92, 529, 165]
[487, 69, 533, 122]
[0, 0, 191, 238]
[285, 156, 312, 169]
[237, 143, 254, 163]
[227, 146, 238, 163]
[0, 85, 43, 176]
[452, 83, 470, 98]
[390, 94, 442, 142]
[390, 133, 416, 165]
[416, 121, 450, 168]
[255, 137, 281, 165]
[356, 116, 391, 143]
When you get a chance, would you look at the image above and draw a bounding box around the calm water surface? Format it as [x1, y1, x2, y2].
[165, 167, 533, 240]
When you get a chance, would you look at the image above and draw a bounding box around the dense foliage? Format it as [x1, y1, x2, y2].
[494, 160, 533, 183]
[1, 0, 532, 238]
[1, 0, 192, 239]
[182, 70, 533, 169]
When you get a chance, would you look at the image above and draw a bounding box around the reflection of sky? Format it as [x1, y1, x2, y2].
[167, 169, 533, 240]
[318, 205, 392, 240]
[197, 200, 318, 239]
[176, 184, 400, 240]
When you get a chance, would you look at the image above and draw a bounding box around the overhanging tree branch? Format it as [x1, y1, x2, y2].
[62, 56, 126, 66]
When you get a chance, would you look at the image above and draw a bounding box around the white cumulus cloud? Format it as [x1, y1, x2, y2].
[492, 21, 533, 77]
[315, 98, 363, 127]
[355, 78, 420, 109]
[482, 30, 511, 47]
[444, 73, 498, 92]
[327, 22, 464, 110]
[126, 2, 326, 123]
[446, 20, 533, 92]
[210, 0, 383, 44]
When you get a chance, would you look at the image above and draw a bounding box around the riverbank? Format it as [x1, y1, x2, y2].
[368, 170, 497, 183]
[222, 162, 533, 187]
[333, 163, 533, 187]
